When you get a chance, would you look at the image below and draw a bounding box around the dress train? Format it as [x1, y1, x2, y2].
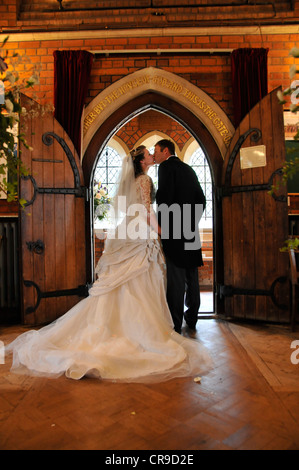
[6, 235, 212, 383]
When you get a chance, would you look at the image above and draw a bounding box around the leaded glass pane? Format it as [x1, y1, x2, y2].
[147, 146, 158, 189]
[94, 146, 123, 197]
[189, 148, 213, 221]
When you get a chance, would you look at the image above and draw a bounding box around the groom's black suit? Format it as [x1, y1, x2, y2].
[156, 156, 206, 333]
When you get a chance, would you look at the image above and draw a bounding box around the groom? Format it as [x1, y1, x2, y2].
[154, 139, 206, 334]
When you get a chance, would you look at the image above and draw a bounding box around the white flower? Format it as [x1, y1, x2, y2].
[27, 73, 39, 86]
[277, 90, 286, 104]
[0, 81, 4, 103]
[5, 98, 13, 114]
[290, 64, 297, 79]
[283, 87, 292, 95]
[4, 71, 15, 85]
[289, 47, 299, 58]
[99, 188, 107, 196]
[290, 103, 299, 112]
[0, 57, 8, 73]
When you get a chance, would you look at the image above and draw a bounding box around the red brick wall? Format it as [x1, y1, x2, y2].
[2, 3, 298, 119]
[198, 261, 213, 289]
[2, 32, 296, 125]
[0, 0, 17, 28]
[116, 110, 191, 151]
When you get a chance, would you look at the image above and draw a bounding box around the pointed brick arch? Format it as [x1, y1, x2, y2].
[83, 90, 225, 294]
[82, 67, 234, 159]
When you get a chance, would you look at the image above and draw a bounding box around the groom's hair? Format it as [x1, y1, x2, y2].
[156, 139, 175, 155]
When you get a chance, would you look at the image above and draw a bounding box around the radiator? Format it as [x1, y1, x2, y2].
[0, 220, 19, 310]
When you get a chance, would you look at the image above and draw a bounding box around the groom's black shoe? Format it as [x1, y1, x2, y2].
[184, 315, 197, 330]
[186, 322, 197, 331]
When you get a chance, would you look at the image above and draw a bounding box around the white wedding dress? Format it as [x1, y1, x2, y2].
[6, 169, 212, 383]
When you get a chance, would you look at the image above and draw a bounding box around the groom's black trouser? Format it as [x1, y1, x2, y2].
[165, 256, 200, 334]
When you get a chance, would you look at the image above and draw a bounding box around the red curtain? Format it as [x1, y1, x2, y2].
[53, 50, 94, 156]
[231, 48, 269, 127]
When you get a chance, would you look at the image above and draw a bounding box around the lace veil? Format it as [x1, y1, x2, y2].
[113, 153, 139, 223]
[94, 148, 158, 276]
[103, 150, 148, 241]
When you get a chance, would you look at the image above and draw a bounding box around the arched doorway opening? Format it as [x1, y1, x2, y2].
[83, 91, 228, 315]
[92, 122, 215, 313]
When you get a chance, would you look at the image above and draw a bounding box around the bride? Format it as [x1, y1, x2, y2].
[6, 146, 211, 383]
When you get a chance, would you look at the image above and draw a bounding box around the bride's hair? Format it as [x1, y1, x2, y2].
[130, 145, 146, 177]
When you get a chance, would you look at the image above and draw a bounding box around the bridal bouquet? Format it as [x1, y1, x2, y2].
[94, 182, 111, 221]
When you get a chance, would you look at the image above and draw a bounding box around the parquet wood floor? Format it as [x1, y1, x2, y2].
[1, 318, 299, 450]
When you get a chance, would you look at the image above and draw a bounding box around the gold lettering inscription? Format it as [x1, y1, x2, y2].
[83, 75, 150, 133]
[83, 74, 232, 147]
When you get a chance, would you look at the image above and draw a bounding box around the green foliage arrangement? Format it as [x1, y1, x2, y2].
[0, 36, 41, 207]
[280, 237, 299, 252]
[276, 46, 299, 188]
[276, 47, 299, 251]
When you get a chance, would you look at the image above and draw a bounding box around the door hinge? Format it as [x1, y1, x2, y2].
[23, 281, 90, 314]
[218, 277, 288, 311]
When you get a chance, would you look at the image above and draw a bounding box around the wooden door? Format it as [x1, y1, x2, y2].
[219, 88, 290, 323]
[19, 95, 88, 326]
